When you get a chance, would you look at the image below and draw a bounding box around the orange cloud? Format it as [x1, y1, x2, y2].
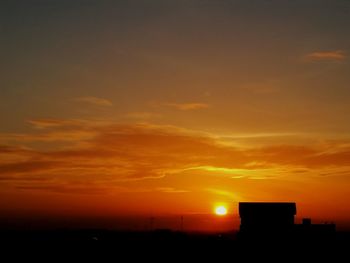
[0, 119, 111, 143]
[0, 130, 96, 143]
[305, 50, 346, 61]
[75, 96, 113, 107]
[155, 187, 189, 193]
[125, 112, 162, 120]
[252, 145, 350, 168]
[165, 103, 209, 111]
[1, 121, 350, 195]
[27, 118, 103, 129]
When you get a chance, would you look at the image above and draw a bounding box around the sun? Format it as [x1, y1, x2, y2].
[214, 205, 228, 216]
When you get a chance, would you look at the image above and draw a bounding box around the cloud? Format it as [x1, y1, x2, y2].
[205, 188, 239, 199]
[28, 119, 77, 129]
[165, 103, 209, 111]
[75, 96, 113, 107]
[27, 118, 108, 129]
[0, 130, 96, 143]
[305, 50, 346, 62]
[0, 119, 113, 143]
[0, 122, 250, 190]
[155, 187, 189, 193]
[14, 184, 108, 195]
[125, 112, 162, 120]
[251, 145, 350, 168]
[1, 120, 350, 194]
[0, 161, 61, 175]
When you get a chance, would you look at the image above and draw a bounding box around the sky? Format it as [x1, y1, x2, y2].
[1, 0, 350, 231]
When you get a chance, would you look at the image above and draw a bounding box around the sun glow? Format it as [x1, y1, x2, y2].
[214, 206, 228, 216]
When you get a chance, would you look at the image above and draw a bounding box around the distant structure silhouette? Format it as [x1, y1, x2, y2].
[239, 202, 296, 234]
[238, 202, 336, 241]
[297, 217, 336, 240]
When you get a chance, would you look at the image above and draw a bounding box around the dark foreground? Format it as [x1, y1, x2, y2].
[1, 229, 349, 260]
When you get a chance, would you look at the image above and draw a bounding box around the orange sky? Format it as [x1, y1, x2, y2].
[0, 120, 349, 230]
[1, 0, 350, 230]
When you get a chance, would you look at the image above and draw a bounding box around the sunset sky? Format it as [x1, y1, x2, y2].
[1, 0, 350, 231]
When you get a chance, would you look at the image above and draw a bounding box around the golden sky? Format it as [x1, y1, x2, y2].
[1, 0, 350, 230]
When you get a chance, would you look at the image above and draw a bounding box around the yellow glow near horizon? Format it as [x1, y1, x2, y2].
[214, 206, 228, 216]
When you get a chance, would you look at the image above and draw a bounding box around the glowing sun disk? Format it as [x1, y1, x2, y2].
[215, 206, 227, 216]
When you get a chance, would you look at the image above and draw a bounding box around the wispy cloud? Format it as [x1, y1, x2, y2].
[156, 187, 189, 193]
[28, 119, 77, 129]
[125, 112, 161, 120]
[1, 120, 350, 194]
[0, 130, 96, 143]
[75, 96, 113, 107]
[305, 50, 346, 62]
[165, 103, 209, 111]
[205, 188, 240, 199]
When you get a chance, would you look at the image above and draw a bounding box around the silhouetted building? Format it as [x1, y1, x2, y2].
[302, 218, 312, 226]
[296, 218, 336, 240]
[238, 202, 336, 241]
[239, 202, 296, 234]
